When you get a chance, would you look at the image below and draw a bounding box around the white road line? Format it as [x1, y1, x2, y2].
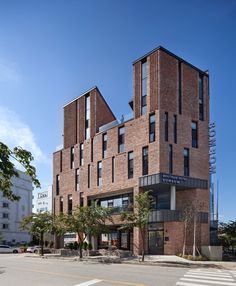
[176, 282, 210, 286]
[180, 278, 236, 285]
[187, 271, 232, 277]
[184, 274, 234, 281]
[188, 270, 227, 275]
[74, 279, 102, 286]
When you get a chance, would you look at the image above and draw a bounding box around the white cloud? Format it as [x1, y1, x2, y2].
[0, 60, 21, 83]
[0, 106, 50, 166]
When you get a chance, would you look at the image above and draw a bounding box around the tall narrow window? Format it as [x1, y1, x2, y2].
[184, 148, 190, 176]
[80, 192, 84, 207]
[199, 74, 204, 121]
[149, 114, 155, 142]
[192, 121, 198, 148]
[178, 61, 182, 114]
[164, 112, 168, 142]
[76, 169, 80, 191]
[128, 151, 134, 179]
[80, 143, 84, 166]
[118, 126, 125, 153]
[59, 197, 63, 213]
[141, 59, 147, 115]
[85, 95, 90, 139]
[70, 147, 74, 169]
[102, 133, 107, 159]
[173, 115, 177, 144]
[91, 138, 93, 162]
[112, 156, 115, 183]
[142, 147, 148, 176]
[88, 164, 90, 188]
[56, 175, 60, 195]
[97, 161, 102, 187]
[169, 145, 173, 174]
[60, 150, 62, 172]
[68, 195, 72, 215]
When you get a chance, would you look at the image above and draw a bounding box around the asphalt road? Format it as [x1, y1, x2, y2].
[0, 254, 236, 286]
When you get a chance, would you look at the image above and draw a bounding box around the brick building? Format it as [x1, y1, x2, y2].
[53, 46, 210, 255]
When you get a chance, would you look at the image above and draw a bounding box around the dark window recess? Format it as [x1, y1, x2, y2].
[118, 126, 125, 153]
[60, 150, 62, 172]
[3, 202, 9, 208]
[128, 151, 134, 179]
[80, 192, 84, 207]
[112, 157, 115, 183]
[169, 145, 173, 174]
[76, 169, 80, 191]
[141, 59, 147, 115]
[173, 115, 177, 144]
[199, 74, 204, 121]
[192, 121, 198, 148]
[164, 112, 168, 142]
[99, 193, 133, 214]
[184, 148, 190, 176]
[68, 195, 72, 215]
[80, 143, 84, 166]
[102, 133, 107, 159]
[149, 114, 155, 142]
[97, 161, 102, 186]
[142, 147, 148, 176]
[59, 197, 63, 213]
[70, 147, 74, 169]
[85, 95, 90, 139]
[88, 164, 90, 188]
[56, 175, 60, 195]
[178, 61, 182, 114]
[150, 191, 170, 210]
[91, 138, 93, 162]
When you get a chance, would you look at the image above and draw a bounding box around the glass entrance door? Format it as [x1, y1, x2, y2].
[148, 230, 164, 255]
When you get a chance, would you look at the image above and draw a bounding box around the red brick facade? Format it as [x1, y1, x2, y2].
[53, 47, 210, 255]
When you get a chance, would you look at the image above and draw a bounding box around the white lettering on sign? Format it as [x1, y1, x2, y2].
[209, 122, 216, 174]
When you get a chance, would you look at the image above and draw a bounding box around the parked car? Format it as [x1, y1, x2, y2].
[26, 246, 41, 253]
[0, 245, 19, 253]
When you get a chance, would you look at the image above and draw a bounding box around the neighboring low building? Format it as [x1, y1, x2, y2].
[0, 170, 33, 245]
[35, 186, 52, 213]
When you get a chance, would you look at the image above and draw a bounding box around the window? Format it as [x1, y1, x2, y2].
[80, 143, 84, 166]
[192, 121, 198, 148]
[70, 147, 74, 169]
[142, 147, 148, 175]
[56, 175, 60, 195]
[3, 202, 9, 208]
[2, 224, 9, 229]
[99, 193, 133, 214]
[199, 74, 204, 121]
[184, 148, 190, 176]
[128, 151, 134, 179]
[173, 115, 177, 144]
[112, 156, 115, 183]
[76, 169, 80, 191]
[151, 191, 170, 210]
[85, 95, 90, 139]
[102, 133, 107, 159]
[68, 195, 72, 215]
[141, 60, 147, 115]
[60, 150, 63, 172]
[59, 197, 63, 213]
[149, 114, 155, 142]
[118, 126, 125, 153]
[164, 112, 168, 142]
[80, 192, 84, 207]
[169, 145, 173, 174]
[97, 161, 102, 186]
[178, 61, 182, 114]
[91, 138, 93, 162]
[88, 164, 90, 188]
[2, 213, 9, 219]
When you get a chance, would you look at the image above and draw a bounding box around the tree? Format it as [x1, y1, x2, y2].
[219, 220, 236, 250]
[120, 191, 152, 262]
[66, 203, 112, 259]
[20, 212, 55, 256]
[0, 142, 40, 201]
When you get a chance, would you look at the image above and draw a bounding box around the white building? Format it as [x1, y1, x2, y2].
[34, 186, 52, 213]
[0, 170, 33, 245]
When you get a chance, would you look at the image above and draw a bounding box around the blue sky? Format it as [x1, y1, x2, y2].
[0, 0, 235, 221]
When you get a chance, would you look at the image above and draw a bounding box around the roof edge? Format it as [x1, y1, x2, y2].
[63, 86, 97, 108]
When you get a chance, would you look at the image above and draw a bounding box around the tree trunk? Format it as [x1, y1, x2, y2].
[40, 232, 44, 256]
[183, 221, 187, 256]
[141, 230, 145, 262]
[193, 214, 196, 258]
[79, 245, 83, 259]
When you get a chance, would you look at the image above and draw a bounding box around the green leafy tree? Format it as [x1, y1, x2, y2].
[219, 220, 236, 250]
[66, 203, 112, 259]
[0, 142, 40, 201]
[120, 191, 152, 262]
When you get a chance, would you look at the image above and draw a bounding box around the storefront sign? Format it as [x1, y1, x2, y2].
[161, 174, 187, 185]
[209, 122, 216, 174]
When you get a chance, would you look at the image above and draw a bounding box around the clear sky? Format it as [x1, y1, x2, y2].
[0, 0, 235, 221]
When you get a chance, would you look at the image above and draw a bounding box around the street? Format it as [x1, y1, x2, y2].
[0, 255, 236, 286]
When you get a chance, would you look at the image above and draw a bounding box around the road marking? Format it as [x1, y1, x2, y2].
[74, 279, 102, 286]
[177, 282, 210, 286]
[184, 274, 234, 281]
[187, 271, 232, 277]
[180, 278, 236, 285]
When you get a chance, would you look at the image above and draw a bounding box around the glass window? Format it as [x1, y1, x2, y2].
[128, 151, 134, 179]
[112, 157, 115, 183]
[142, 147, 148, 175]
[164, 112, 168, 142]
[192, 121, 198, 148]
[70, 147, 74, 169]
[141, 60, 147, 115]
[60, 197, 63, 213]
[3, 202, 9, 208]
[85, 95, 90, 139]
[2, 213, 9, 219]
[178, 61, 182, 114]
[80, 192, 84, 207]
[169, 145, 173, 174]
[80, 143, 84, 166]
[173, 115, 177, 144]
[76, 169, 80, 191]
[199, 74, 204, 121]
[184, 148, 190, 176]
[88, 164, 90, 188]
[56, 175, 60, 195]
[118, 126, 125, 153]
[102, 133, 107, 159]
[97, 161, 102, 186]
[149, 114, 155, 142]
[68, 195, 72, 215]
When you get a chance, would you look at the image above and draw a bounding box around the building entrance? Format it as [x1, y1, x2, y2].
[148, 223, 164, 255]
